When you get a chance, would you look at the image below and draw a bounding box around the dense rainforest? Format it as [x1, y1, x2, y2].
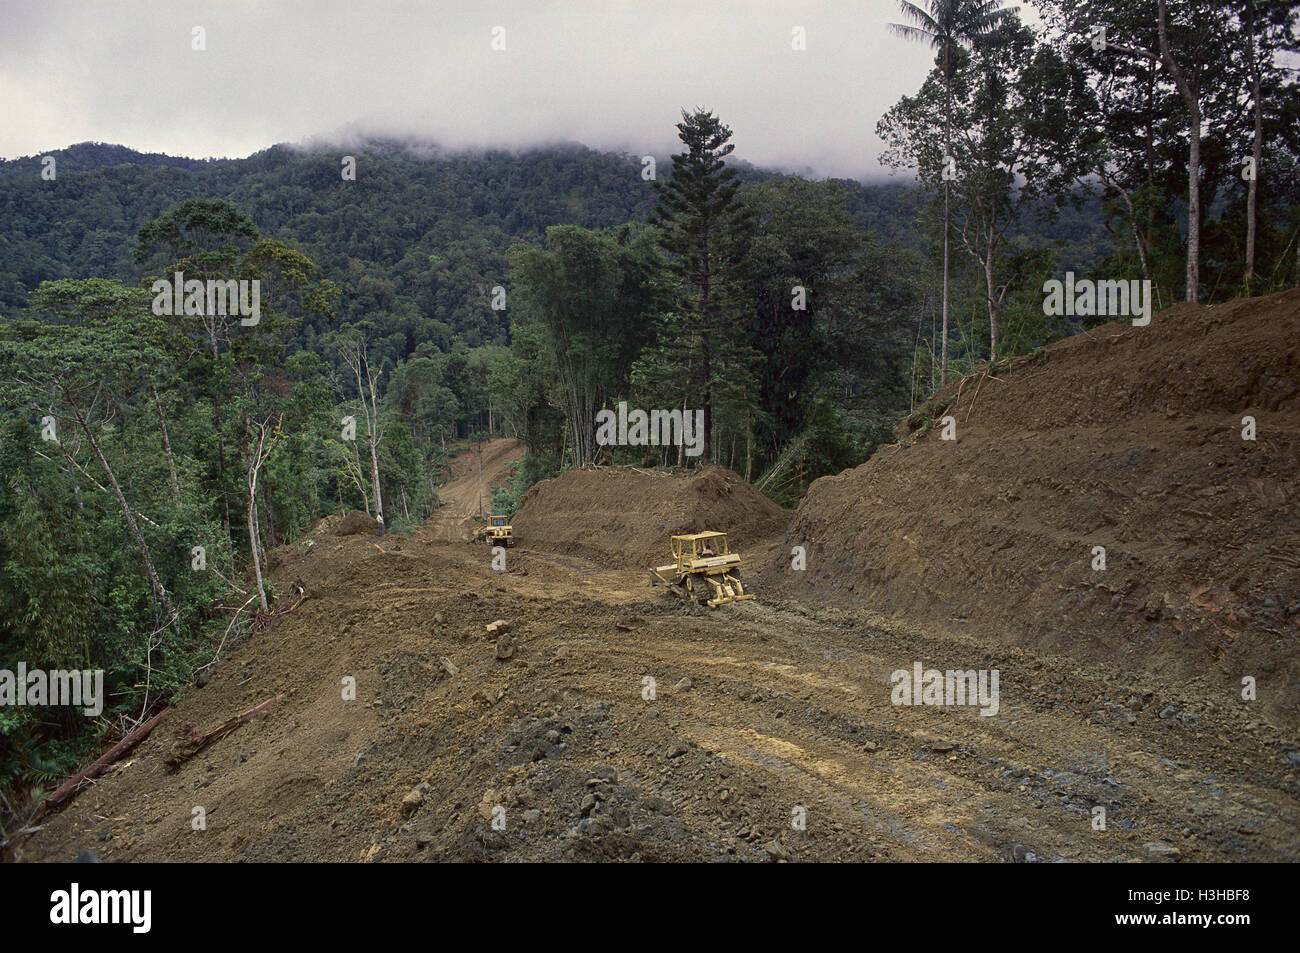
[1, 0, 1296, 829]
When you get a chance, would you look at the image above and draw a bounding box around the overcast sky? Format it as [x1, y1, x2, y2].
[0, 0, 1039, 181]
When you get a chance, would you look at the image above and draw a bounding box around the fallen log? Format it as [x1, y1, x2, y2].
[43, 708, 170, 811]
[165, 693, 285, 769]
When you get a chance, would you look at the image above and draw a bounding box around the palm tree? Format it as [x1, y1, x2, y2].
[890, 0, 1016, 382]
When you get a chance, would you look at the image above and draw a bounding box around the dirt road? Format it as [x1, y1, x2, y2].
[20, 519, 1299, 862]
[425, 438, 521, 542]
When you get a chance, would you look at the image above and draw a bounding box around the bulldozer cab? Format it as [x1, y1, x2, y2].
[490, 515, 508, 527]
[673, 532, 730, 570]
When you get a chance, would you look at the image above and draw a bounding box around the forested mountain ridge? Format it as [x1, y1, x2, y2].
[0, 141, 885, 324]
[2, 140, 668, 348]
[0, 137, 1110, 360]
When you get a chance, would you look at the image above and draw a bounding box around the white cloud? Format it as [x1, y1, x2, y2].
[0, 0, 968, 180]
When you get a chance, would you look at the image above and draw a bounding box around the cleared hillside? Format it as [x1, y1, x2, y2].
[767, 288, 1300, 727]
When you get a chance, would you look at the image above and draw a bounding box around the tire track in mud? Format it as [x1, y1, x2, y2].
[20, 531, 1299, 862]
[550, 587, 1300, 862]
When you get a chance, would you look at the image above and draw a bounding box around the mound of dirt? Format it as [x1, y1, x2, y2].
[513, 466, 790, 568]
[769, 288, 1300, 726]
[336, 510, 379, 536]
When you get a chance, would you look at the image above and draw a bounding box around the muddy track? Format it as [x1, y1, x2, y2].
[529, 587, 1299, 862]
[423, 438, 521, 542]
[20, 528, 1299, 863]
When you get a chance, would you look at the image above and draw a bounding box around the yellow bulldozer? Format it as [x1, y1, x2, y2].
[475, 514, 514, 547]
[650, 531, 754, 607]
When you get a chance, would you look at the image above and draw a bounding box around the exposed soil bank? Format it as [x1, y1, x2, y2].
[768, 289, 1300, 728]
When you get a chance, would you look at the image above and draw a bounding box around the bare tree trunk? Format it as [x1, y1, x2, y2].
[1108, 176, 1152, 283]
[151, 385, 181, 504]
[1246, 90, 1260, 285]
[42, 707, 169, 811]
[244, 418, 279, 612]
[1158, 0, 1200, 302]
[248, 488, 267, 612]
[942, 185, 951, 384]
[368, 427, 384, 536]
[73, 403, 178, 632]
[985, 231, 998, 360]
[343, 337, 385, 536]
[941, 37, 952, 386]
[1244, 0, 1262, 286]
[1183, 109, 1201, 301]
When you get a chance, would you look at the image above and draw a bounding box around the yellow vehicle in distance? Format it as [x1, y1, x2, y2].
[477, 514, 514, 548]
[650, 531, 754, 607]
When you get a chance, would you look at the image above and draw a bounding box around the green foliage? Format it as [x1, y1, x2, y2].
[507, 223, 666, 466]
[733, 177, 919, 486]
[1038, 0, 1300, 303]
[488, 461, 532, 518]
[648, 110, 757, 463]
[0, 708, 93, 800]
